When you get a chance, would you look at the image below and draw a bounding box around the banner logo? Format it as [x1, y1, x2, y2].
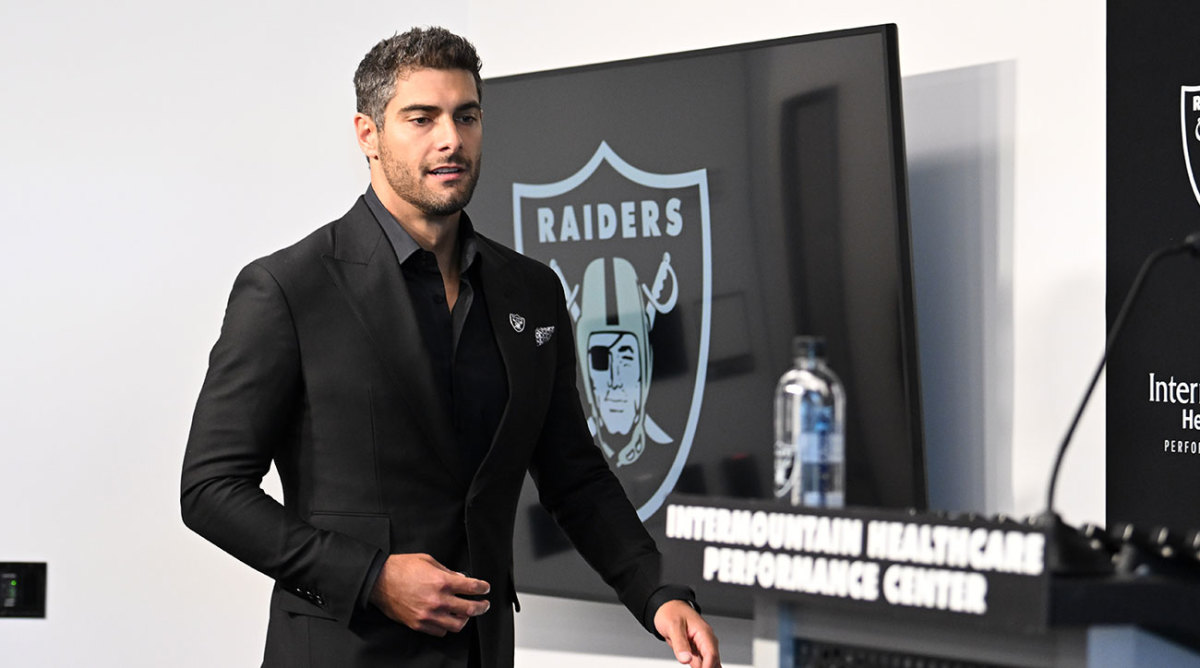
[1181, 85, 1200, 206]
[513, 142, 712, 520]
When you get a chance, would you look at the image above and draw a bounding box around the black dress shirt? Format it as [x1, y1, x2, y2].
[366, 187, 508, 482]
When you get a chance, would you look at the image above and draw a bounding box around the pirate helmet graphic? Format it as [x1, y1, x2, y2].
[577, 257, 653, 466]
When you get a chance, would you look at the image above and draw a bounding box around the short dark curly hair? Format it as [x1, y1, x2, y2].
[354, 26, 483, 128]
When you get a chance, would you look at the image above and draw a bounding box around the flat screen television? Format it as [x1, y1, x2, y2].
[468, 24, 925, 617]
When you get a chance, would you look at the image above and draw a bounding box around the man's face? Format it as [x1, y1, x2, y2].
[372, 68, 482, 218]
[587, 331, 642, 436]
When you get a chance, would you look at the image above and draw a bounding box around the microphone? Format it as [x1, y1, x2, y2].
[1040, 232, 1200, 573]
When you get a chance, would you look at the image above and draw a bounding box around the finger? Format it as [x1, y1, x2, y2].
[443, 596, 491, 619]
[664, 623, 694, 664]
[404, 606, 455, 637]
[434, 611, 472, 634]
[693, 627, 721, 668]
[446, 574, 491, 597]
[414, 609, 470, 636]
[414, 620, 448, 637]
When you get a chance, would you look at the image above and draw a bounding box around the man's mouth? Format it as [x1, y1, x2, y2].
[428, 165, 466, 177]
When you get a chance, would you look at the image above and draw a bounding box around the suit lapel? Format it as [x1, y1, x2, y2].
[475, 239, 536, 481]
[320, 198, 463, 483]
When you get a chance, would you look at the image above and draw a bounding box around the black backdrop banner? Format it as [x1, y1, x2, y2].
[1108, 0, 1200, 532]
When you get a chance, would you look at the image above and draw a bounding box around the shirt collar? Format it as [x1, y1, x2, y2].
[364, 185, 479, 272]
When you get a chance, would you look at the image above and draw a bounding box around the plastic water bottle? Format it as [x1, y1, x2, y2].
[774, 336, 846, 507]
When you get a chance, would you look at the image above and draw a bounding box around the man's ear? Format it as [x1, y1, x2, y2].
[354, 112, 380, 161]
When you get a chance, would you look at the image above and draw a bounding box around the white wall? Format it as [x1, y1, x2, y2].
[0, 1, 1105, 666]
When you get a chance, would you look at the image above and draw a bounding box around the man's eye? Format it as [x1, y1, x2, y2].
[458, 115, 479, 124]
[411, 117, 430, 125]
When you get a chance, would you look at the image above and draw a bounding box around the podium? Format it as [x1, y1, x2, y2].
[661, 495, 1200, 667]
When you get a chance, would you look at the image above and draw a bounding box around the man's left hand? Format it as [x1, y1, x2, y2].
[653, 599, 721, 668]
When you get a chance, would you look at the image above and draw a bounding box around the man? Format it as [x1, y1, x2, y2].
[181, 26, 721, 668]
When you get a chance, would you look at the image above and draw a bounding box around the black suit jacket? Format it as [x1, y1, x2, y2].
[181, 197, 663, 668]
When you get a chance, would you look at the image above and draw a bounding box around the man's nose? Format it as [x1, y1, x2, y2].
[607, 367, 624, 389]
[434, 117, 462, 152]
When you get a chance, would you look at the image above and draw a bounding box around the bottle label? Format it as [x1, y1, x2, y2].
[798, 424, 844, 507]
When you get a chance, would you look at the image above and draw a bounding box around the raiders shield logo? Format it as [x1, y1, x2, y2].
[1182, 85, 1200, 207]
[513, 142, 712, 520]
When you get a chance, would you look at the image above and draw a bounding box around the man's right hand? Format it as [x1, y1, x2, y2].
[368, 553, 492, 636]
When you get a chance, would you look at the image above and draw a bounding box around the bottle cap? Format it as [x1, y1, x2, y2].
[793, 335, 826, 359]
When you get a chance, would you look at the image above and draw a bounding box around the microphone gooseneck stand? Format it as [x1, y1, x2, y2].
[1040, 232, 1200, 574]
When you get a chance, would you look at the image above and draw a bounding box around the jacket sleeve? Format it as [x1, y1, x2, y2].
[526, 274, 665, 632]
[180, 261, 380, 626]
